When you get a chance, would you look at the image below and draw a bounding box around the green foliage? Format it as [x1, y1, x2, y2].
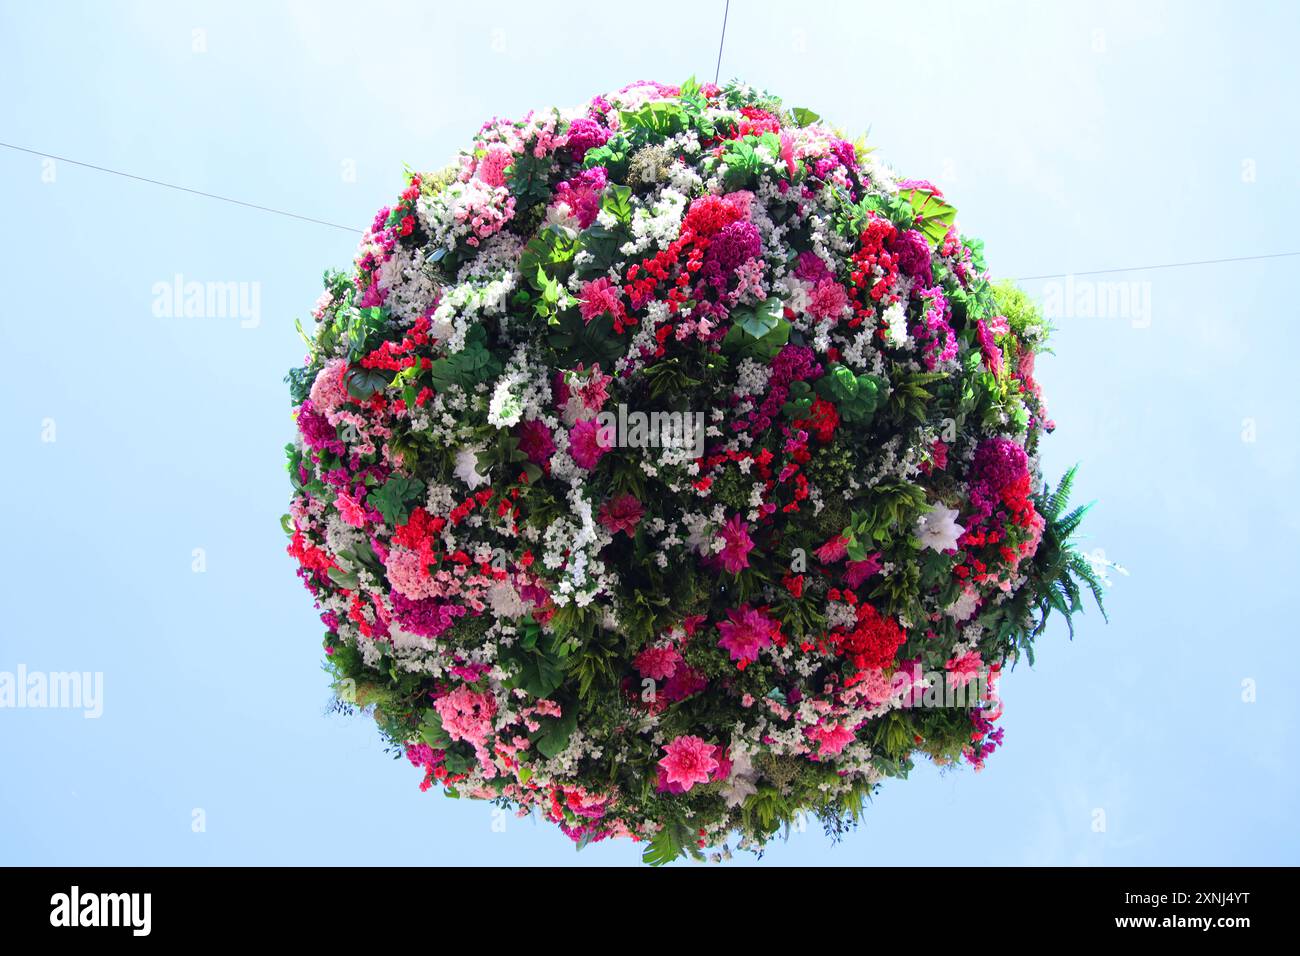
[1029, 466, 1107, 638]
[991, 279, 1051, 345]
[898, 186, 958, 247]
[816, 364, 886, 423]
[369, 475, 425, 527]
[720, 132, 783, 189]
[642, 818, 703, 866]
[885, 371, 946, 425]
[345, 306, 388, 361]
[620, 101, 689, 141]
[722, 310, 790, 361]
[547, 311, 626, 367]
[345, 365, 393, 400]
[843, 481, 928, 557]
[500, 619, 572, 700]
[504, 149, 553, 210]
[427, 324, 502, 392]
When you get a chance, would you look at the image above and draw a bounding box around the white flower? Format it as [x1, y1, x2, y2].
[883, 301, 910, 348]
[487, 581, 525, 619]
[488, 377, 524, 427]
[721, 746, 758, 808]
[454, 446, 491, 490]
[917, 503, 964, 552]
[945, 587, 980, 622]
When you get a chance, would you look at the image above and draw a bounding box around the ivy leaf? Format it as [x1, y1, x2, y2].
[536, 709, 578, 759]
[345, 366, 393, 400]
[602, 184, 634, 225]
[504, 150, 553, 210]
[369, 475, 425, 527]
[732, 296, 785, 339]
[899, 187, 958, 248]
[327, 567, 360, 590]
[419, 712, 453, 750]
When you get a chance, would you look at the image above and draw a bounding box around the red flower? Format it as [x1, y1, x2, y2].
[833, 603, 906, 673]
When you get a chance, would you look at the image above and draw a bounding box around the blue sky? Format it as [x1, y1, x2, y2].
[1, 0, 1296, 866]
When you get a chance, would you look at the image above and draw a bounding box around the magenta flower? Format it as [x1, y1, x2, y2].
[806, 722, 855, 758]
[716, 605, 777, 665]
[815, 534, 849, 564]
[578, 277, 624, 324]
[716, 513, 754, 574]
[568, 418, 612, 470]
[976, 318, 1003, 376]
[516, 419, 556, 467]
[633, 645, 681, 681]
[844, 553, 883, 588]
[599, 493, 644, 536]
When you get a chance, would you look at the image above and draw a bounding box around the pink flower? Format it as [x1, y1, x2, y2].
[633, 645, 681, 681]
[806, 722, 855, 758]
[946, 651, 984, 688]
[578, 277, 625, 324]
[716, 514, 754, 574]
[309, 358, 349, 418]
[716, 605, 777, 665]
[335, 491, 367, 528]
[434, 686, 497, 747]
[815, 535, 849, 564]
[779, 132, 797, 176]
[976, 319, 1003, 376]
[516, 419, 556, 467]
[475, 143, 515, 189]
[844, 554, 882, 588]
[808, 278, 849, 321]
[599, 493, 644, 536]
[568, 418, 612, 470]
[656, 735, 720, 793]
[576, 365, 612, 413]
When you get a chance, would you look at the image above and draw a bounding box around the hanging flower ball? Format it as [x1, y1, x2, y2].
[283, 79, 1103, 864]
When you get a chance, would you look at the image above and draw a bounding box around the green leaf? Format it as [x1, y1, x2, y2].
[419, 712, 453, 750]
[536, 709, 578, 759]
[791, 107, 820, 127]
[899, 187, 958, 248]
[504, 150, 553, 209]
[369, 475, 426, 527]
[602, 184, 634, 225]
[641, 820, 692, 866]
[327, 567, 360, 590]
[732, 296, 785, 339]
[722, 305, 790, 361]
[345, 365, 393, 400]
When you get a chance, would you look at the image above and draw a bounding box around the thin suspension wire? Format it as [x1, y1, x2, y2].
[714, 0, 730, 86]
[0, 140, 362, 233]
[4, 140, 1296, 280]
[1013, 251, 1300, 281]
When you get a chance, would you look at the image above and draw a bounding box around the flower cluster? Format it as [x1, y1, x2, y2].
[284, 79, 1101, 864]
